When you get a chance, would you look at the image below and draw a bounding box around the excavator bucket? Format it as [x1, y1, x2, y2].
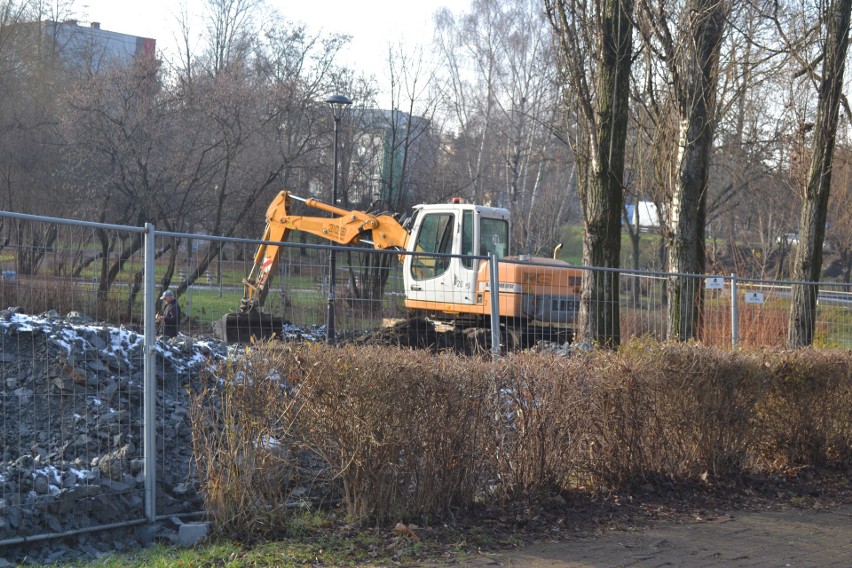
[213, 311, 288, 343]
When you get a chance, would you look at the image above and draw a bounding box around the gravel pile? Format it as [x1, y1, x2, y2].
[0, 308, 230, 564]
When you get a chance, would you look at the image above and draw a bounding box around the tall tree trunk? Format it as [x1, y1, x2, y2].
[666, 0, 727, 341]
[594, 0, 631, 347]
[788, 0, 852, 347]
[547, 0, 633, 347]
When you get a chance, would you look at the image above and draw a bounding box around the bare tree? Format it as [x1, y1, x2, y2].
[167, 21, 352, 299]
[434, 2, 500, 206]
[341, 44, 442, 305]
[58, 7, 351, 308]
[0, 0, 32, 213]
[434, 1, 569, 254]
[0, 1, 80, 271]
[826, 148, 852, 282]
[496, 3, 565, 254]
[0, 1, 27, 67]
[375, 43, 438, 212]
[60, 58, 185, 303]
[546, 0, 634, 346]
[204, 0, 259, 75]
[788, 0, 852, 347]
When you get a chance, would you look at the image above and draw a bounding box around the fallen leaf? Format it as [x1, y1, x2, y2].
[394, 522, 420, 541]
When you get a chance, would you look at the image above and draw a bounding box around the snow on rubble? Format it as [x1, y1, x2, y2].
[0, 307, 233, 561]
[1, 309, 230, 372]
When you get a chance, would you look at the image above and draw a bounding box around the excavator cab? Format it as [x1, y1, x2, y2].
[402, 203, 510, 316]
[401, 200, 580, 329]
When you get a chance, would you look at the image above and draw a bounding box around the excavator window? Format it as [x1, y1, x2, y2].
[461, 210, 474, 269]
[411, 212, 454, 280]
[479, 218, 509, 258]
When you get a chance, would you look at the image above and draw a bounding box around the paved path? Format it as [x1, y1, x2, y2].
[471, 505, 852, 567]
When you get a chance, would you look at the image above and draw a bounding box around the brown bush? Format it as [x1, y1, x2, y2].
[699, 303, 831, 349]
[490, 353, 590, 498]
[189, 340, 852, 531]
[293, 345, 495, 523]
[578, 342, 769, 486]
[755, 349, 852, 471]
[190, 344, 316, 541]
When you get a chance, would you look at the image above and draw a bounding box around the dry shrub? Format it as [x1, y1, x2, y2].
[190, 344, 315, 541]
[578, 344, 852, 484]
[737, 305, 792, 347]
[701, 303, 790, 348]
[491, 353, 590, 498]
[189, 340, 852, 531]
[755, 349, 852, 471]
[574, 341, 769, 486]
[619, 306, 666, 340]
[292, 345, 495, 523]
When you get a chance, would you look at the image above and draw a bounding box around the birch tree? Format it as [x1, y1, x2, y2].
[637, 0, 729, 340]
[435, 0, 568, 254]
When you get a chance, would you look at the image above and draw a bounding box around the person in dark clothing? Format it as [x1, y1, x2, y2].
[156, 289, 181, 337]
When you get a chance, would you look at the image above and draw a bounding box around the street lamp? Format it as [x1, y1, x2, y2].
[325, 94, 352, 343]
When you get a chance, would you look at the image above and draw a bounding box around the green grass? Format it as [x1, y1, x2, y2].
[57, 514, 485, 568]
[555, 225, 584, 264]
[70, 539, 425, 568]
[79, 542, 245, 567]
[555, 225, 664, 269]
[178, 272, 406, 330]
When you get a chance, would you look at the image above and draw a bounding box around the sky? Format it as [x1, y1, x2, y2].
[73, 0, 461, 81]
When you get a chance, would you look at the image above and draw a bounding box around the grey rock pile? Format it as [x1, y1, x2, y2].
[0, 308, 230, 562]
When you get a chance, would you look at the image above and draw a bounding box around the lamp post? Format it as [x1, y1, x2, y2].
[325, 94, 352, 343]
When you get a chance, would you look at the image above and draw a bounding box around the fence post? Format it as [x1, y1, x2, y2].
[489, 254, 501, 358]
[730, 273, 738, 348]
[143, 223, 157, 522]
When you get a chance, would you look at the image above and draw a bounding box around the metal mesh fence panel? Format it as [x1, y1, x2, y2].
[812, 282, 852, 348]
[734, 278, 852, 348]
[0, 216, 151, 542]
[179, 239, 409, 340]
[190, 237, 490, 351]
[618, 270, 669, 342]
[191, 241, 852, 353]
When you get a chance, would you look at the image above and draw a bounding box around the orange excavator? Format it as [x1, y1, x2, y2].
[214, 190, 582, 343]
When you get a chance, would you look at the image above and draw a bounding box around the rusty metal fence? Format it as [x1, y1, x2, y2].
[1, 210, 851, 546]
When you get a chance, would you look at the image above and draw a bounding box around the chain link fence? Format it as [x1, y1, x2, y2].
[1, 210, 851, 545]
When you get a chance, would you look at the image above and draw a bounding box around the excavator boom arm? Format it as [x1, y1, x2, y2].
[272, 193, 410, 250]
[240, 190, 410, 313]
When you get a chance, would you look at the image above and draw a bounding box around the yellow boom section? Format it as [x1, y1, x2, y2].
[240, 190, 411, 312]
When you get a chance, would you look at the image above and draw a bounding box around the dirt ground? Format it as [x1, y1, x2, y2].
[477, 504, 852, 567]
[404, 473, 852, 568]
